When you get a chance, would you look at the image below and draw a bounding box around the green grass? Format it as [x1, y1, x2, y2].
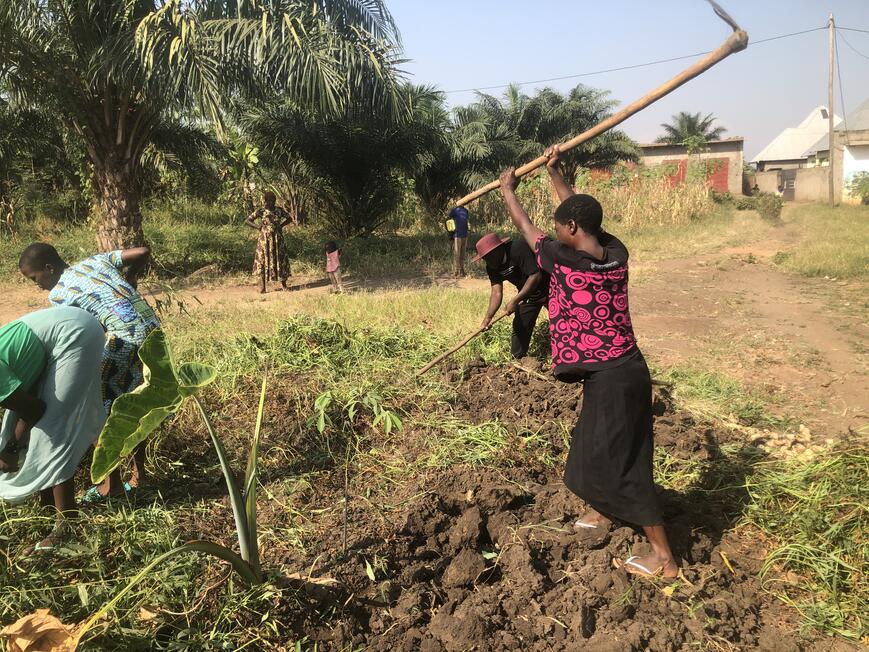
[0, 496, 291, 650]
[744, 443, 868, 639]
[657, 364, 789, 428]
[772, 203, 869, 281]
[2, 200, 866, 646]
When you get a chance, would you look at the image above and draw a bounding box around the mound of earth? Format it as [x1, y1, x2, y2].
[284, 462, 829, 652]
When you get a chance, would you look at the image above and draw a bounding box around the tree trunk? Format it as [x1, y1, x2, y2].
[94, 162, 145, 251]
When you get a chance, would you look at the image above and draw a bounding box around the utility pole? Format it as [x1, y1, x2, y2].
[828, 13, 835, 206]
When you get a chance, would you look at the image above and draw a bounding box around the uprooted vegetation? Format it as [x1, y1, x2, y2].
[1, 317, 866, 650]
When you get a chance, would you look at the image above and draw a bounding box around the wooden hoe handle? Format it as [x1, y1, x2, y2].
[416, 312, 510, 377]
[454, 0, 748, 207]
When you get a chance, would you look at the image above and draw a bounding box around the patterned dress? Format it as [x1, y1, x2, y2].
[48, 252, 161, 412]
[251, 207, 291, 283]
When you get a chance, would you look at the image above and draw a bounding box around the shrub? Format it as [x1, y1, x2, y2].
[479, 164, 715, 230]
[735, 196, 756, 211]
[733, 193, 783, 222]
[755, 192, 783, 222]
[845, 172, 869, 204]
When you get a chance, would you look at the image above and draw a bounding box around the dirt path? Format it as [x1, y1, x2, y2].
[631, 222, 867, 437]
[1, 221, 864, 437]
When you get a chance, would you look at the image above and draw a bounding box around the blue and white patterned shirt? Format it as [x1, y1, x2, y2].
[48, 251, 160, 343]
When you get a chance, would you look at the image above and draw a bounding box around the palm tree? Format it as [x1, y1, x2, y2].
[458, 84, 640, 187]
[404, 90, 492, 217]
[0, 0, 402, 249]
[656, 112, 727, 146]
[242, 84, 442, 237]
[0, 99, 84, 227]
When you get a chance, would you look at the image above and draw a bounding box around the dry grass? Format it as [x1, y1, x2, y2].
[773, 203, 869, 281]
[472, 165, 714, 231]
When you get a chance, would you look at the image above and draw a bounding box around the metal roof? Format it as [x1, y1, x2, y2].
[803, 98, 869, 155]
[752, 107, 841, 163]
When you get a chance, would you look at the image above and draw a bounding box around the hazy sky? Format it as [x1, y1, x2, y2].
[388, 0, 869, 160]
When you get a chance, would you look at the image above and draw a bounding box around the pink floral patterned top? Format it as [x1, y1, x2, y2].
[535, 234, 638, 382]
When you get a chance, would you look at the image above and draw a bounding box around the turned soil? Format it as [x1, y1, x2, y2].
[156, 361, 858, 652]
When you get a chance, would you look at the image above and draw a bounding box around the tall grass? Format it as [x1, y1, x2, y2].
[472, 164, 714, 231]
[773, 203, 869, 281]
[744, 443, 868, 639]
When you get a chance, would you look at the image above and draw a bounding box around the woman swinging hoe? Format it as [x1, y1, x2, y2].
[498, 146, 679, 578]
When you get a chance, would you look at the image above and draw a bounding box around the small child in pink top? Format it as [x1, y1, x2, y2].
[325, 241, 344, 293]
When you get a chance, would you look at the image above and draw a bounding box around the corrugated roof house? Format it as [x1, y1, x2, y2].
[752, 106, 841, 171]
[804, 98, 869, 163]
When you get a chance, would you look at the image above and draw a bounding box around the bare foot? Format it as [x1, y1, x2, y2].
[97, 478, 126, 498]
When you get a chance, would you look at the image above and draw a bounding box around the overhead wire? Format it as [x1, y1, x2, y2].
[443, 26, 827, 95]
[837, 29, 869, 61]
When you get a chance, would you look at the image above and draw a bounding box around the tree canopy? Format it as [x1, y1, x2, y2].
[0, 0, 404, 248]
[656, 111, 727, 146]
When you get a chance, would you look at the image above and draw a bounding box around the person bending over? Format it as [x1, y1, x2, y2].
[474, 232, 550, 358]
[497, 146, 678, 579]
[0, 307, 106, 550]
[19, 243, 160, 502]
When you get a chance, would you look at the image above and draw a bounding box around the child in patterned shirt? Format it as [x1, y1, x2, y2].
[19, 242, 160, 502]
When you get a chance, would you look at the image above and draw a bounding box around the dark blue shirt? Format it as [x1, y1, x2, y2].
[448, 207, 469, 238]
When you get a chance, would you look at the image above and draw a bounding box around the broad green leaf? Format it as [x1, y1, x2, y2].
[177, 362, 217, 396]
[91, 330, 215, 483]
[365, 559, 376, 581]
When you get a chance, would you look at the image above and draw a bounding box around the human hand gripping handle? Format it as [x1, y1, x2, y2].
[499, 167, 545, 251]
[544, 145, 575, 202]
[502, 298, 520, 317]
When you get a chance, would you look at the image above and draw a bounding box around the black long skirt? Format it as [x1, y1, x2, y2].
[563, 349, 662, 527]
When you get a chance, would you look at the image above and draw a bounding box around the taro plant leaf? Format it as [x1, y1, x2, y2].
[91, 329, 215, 484]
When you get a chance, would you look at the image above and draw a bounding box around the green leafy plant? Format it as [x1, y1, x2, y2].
[755, 192, 783, 222]
[845, 172, 869, 204]
[91, 329, 267, 580]
[310, 389, 403, 437]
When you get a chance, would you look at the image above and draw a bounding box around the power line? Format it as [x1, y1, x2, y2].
[443, 26, 826, 95]
[838, 26, 869, 35]
[838, 29, 869, 60]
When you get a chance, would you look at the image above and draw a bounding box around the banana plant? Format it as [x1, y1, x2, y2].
[91, 328, 267, 582]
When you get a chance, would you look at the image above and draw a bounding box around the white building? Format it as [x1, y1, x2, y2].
[752, 107, 841, 171]
[804, 99, 869, 204]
